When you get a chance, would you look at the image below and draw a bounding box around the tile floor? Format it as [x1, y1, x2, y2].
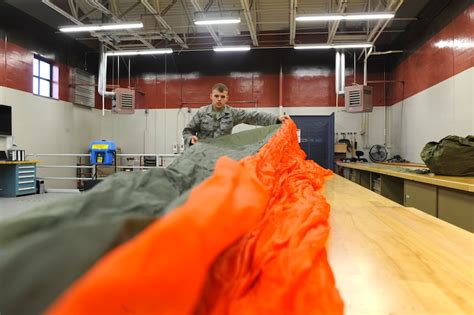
[0, 192, 79, 221]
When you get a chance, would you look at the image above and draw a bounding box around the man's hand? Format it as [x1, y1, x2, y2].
[278, 115, 290, 123]
[191, 135, 199, 145]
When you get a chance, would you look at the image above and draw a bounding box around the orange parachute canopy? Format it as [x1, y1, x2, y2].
[47, 120, 343, 315]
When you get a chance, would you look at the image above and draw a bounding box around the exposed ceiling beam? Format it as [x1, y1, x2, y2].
[367, 0, 404, 43]
[110, 0, 120, 16]
[154, 0, 161, 12]
[41, 0, 118, 49]
[190, 0, 222, 46]
[327, 0, 347, 43]
[358, 0, 404, 60]
[79, 7, 98, 21]
[161, 0, 178, 16]
[241, 0, 258, 46]
[140, 0, 188, 48]
[86, 0, 155, 49]
[119, 1, 141, 19]
[289, 0, 297, 45]
[68, 0, 78, 18]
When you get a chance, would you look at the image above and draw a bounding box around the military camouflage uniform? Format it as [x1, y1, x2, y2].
[183, 104, 279, 147]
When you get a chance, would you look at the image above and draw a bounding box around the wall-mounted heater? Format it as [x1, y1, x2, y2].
[113, 88, 135, 114]
[344, 85, 373, 113]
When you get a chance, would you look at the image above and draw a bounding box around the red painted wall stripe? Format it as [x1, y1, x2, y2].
[98, 71, 386, 110]
[388, 5, 473, 105]
[0, 39, 386, 110]
[0, 40, 71, 102]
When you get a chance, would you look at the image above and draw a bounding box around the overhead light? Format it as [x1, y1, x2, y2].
[194, 18, 241, 25]
[294, 44, 333, 49]
[59, 22, 144, 33]
[213, 45, 251, 52]
[296, 12, 395, 22]
[343, 13, 395, 20]
[294, 43, 373, 50]
[105, 48, 173, 56]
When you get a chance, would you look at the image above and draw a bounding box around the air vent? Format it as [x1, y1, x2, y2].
[344, 85, 373, 113]
[113, 88, 135, 114]
[70, 69, 95, 108]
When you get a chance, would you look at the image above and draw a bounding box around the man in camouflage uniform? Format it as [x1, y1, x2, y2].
[183, 83, 289, 147]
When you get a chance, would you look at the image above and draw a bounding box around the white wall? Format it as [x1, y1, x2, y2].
[0, 85, 390, 190]
[0, 86, 97, 188]
[387, 67, 474, 163]
[96, 105, 387, 161]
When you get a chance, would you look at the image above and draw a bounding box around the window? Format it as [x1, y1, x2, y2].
[33, 55, 53, 97]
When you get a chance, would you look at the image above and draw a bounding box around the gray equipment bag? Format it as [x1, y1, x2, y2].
[420, 135, 474, 176]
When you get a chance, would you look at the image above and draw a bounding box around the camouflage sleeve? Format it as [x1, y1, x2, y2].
[182, 110, 202, 146]
[232, 108, 279, 126]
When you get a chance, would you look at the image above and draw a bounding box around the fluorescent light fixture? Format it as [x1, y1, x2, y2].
[294, 44, 333, 49]
[296, 12, 395, 22]
[343, 13, 395, 20]
[105, 48, 173, 56]
[59, 22, 144, 33]
[294, 43, 373, 49]
[296, 15, 341, 22]
[194, 18, 241, 25]
[213, 45, 251, 52]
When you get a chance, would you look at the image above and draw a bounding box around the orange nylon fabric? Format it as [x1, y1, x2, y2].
[47, 120, 343, 315]
[197, 121, 342, 315]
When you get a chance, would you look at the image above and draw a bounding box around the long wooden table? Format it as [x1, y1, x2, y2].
[336, 162, 474, 192]
[336, 162, 474, 232]
[325, 175, 474, 315]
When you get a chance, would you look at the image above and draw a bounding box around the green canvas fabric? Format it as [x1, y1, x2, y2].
[420, 135, 474, 176]
[0, 125, 280, 315]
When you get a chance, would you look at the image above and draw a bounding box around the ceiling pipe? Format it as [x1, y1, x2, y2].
[190, 0, 222, 46]
[240, 0, 258, 46]
[369, 50, 403, 55]
[140, 0, 188, 48]
[289, 0, 297, 45]
[41, 0, 118, 49]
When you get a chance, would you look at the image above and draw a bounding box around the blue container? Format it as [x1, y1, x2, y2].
[89, 140, 116, 165]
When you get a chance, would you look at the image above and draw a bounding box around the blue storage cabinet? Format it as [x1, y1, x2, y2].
[0, 163, 37, 197]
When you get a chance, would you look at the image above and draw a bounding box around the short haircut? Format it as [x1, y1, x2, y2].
[212, 83, 228, 93]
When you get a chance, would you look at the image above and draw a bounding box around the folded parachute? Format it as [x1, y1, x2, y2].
[0, 121, 343, 315]
[48, 121, 343, 315]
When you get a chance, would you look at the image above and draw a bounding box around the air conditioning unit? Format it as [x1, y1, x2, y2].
[113, 88, 135, 114]
[70, 69, 95, 108]
[344, 85, 373, 113]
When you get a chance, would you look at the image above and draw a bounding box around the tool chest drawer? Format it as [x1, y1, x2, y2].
[0, 163, 37, 197]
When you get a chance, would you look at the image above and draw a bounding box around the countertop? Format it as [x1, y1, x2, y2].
[337, 161, 474, 192]
[325, 175, 474, 314]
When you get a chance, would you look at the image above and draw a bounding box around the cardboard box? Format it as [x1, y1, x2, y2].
[335, 143, 347, 153]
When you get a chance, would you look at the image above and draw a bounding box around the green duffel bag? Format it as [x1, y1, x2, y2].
[420, 135, 474, 176]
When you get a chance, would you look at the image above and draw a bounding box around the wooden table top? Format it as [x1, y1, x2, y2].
[0, 160, 39, 165]
[325, 175, 474, 315]
[337, 162, 474, 192]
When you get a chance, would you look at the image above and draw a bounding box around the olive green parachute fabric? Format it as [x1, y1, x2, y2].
[0, 125, 280, 315]
[420, 135, 474, 176]
[47, 120, 343, 315]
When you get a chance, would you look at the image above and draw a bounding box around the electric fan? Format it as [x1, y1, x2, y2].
[369, 144, 388, 162]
